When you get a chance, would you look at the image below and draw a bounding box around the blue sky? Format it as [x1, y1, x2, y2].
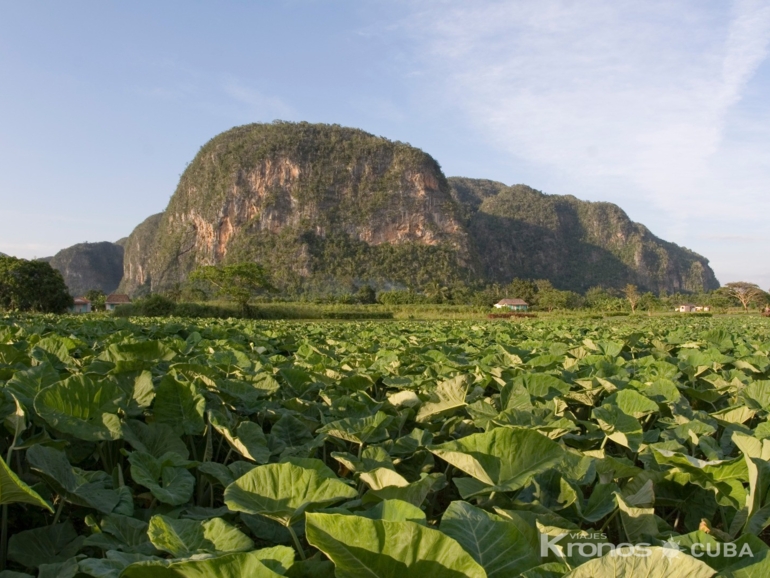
[1, 0, 769, 288]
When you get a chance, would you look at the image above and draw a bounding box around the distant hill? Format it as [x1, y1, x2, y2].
[449, 178, 719, 293]
[46, 242, 124, 297]
[116, 121, 719, 296]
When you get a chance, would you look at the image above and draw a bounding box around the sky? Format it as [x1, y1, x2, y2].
[1, 0, 769, 288]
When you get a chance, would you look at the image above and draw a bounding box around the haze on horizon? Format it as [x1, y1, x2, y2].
[1, 0, 769, 289]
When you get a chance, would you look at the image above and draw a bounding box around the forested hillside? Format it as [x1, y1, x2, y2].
[104, 121, 717, 296]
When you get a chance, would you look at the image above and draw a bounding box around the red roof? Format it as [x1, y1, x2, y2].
[105, 293, 131, 304]
[73, 297, 90, 305]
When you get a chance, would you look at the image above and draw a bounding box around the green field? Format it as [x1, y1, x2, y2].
[1, 314, 770, 577]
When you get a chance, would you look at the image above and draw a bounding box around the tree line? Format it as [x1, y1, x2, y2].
[144, 263, 770, 314]
[2, 253, 768, 316]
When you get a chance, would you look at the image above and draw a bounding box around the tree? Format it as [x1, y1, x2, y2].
[354, 285, 377, 305]
[0, 256, 72, 313]
[188, 263, 274, 314]
[537, 288, 570, 312]
[505, 278, 537, 305]
[423, 281, 450, 303]
[638, 292, 659, 312]
[623, 284, 641, 313]
[720, 282, 766, 313]
[85, 289, 106, 311]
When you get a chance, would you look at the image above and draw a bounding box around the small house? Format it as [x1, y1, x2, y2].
[494, 298, 529, 312]
[105, 293, 131, 311]
[69, 297, 91, 314]
[677, 304, 711, 313]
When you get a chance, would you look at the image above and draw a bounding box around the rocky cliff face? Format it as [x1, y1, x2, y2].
[117, 121, 719, 295]
[120, 122, 469, 295]
[44, 242, 124, 297]
[117, 213, 163, 295]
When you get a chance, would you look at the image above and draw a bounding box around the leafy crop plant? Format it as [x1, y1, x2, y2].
[0, 314, 769, 576]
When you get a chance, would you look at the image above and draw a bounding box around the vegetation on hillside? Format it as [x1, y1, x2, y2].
[118, 122, 719, 298]
[449, 177, 719, 293]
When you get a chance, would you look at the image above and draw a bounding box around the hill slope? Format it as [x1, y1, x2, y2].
[119, 122, 468, 295]
[449, 178, 719, 293]
[118, 121, 719, 296]
[45, 242, 124, 297]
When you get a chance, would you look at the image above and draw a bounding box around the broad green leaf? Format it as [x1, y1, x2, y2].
[99, 340, 176, 366]
[212, 418, 271, 464]
[120, 547, 290, 577]
[742, 380, 770, 410]
[415, 375, 471, 423]
[563, 546, 715, 577]
[305, 512, 487, 578]
[605, 389, 660, 418]
[83, 514, 155, 555]
[8, 522, 85, 569]
[387, 390, 421, 409]
[579, 482, 618, 522]
[0, 454, 53, 511]
[339, 374, 374, 392]
[499, 382, 533, 412]
[38, 557, 79, 578]
[128, 451, 195, 506]
[122, 420, 189, 459]
[514, 373, 571, 400]
[27, 444, 129, 514]
[332, 445, 395, 475]
[716, 539, 770, 577]
[360, 499, 426, 524]
[320, 412, 393, 445]
[429, 427, 591, 498]
[360, 470, 444, 507]
[520, 562, 571, 578]
[615, 492, 659, 542]
[152, 374, 205, 436]
[270, 413, 314, 450]
[147, 514, 253, 557]
[4, 362, 60, 409]
[440, 501, 541, 577]
[34, 375, 126, 441]
[215, 376, 280, 412]
[593, 405, 643, 451]
[653, 449, 748, 509]
[224, 462, 357, 526]
[731, 433, 770, 534]
[77, 551, 161, 578]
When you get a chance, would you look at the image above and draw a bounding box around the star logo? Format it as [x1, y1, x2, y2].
[661, 540, 683, 559]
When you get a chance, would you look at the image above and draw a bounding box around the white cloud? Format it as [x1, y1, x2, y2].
[222, 79, 295, 120]
[395, 0, 770, 284]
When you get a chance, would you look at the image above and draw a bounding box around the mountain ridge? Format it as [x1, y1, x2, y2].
[46, 121, 715, 297]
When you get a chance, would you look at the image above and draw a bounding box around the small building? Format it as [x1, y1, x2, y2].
[105, 293, 131, 311]
[677, 304, 710, 313]
[69, 297, 91, 314]
[494, 298, 529, 312]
